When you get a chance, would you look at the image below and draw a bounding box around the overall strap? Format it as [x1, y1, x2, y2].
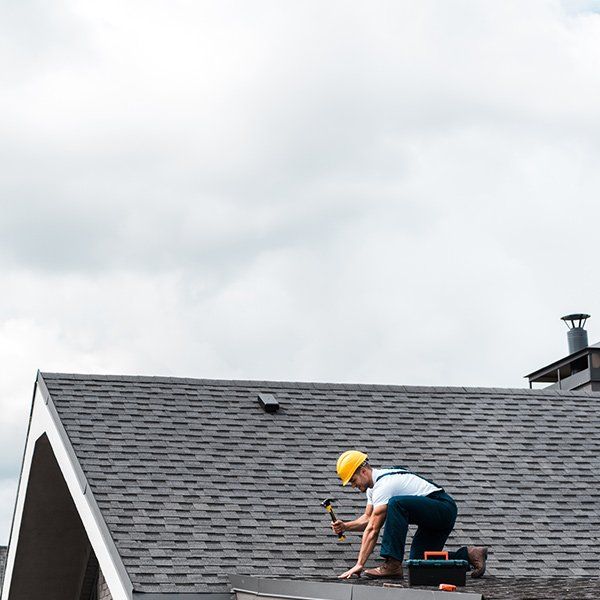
[375, 467, 407, 483]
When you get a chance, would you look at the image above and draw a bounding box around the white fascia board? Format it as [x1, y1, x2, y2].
[2, 375, 134, 600]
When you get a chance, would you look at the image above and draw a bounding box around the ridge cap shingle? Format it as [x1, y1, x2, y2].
[39, 371, 600, 398]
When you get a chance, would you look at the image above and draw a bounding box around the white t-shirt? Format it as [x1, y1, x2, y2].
[366, 468, 442, 507]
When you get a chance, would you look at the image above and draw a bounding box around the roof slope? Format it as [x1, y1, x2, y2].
[40, 373, 600, 594]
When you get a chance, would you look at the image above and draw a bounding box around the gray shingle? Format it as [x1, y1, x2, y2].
[40, 373, 600, 596]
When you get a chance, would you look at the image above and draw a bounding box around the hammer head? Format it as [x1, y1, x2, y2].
[321, 498, 335, 508]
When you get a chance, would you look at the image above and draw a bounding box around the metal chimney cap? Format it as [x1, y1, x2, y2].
[561, 314, 590, 329]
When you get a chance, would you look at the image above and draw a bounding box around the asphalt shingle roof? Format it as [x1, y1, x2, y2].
[361, 576, 600, 600]
[40, 373, 600, 597]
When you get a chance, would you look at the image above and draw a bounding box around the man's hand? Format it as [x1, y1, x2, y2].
[338, 563, 363, 579]
[344, 505, 387, 580]
[331, 520, 346, 535]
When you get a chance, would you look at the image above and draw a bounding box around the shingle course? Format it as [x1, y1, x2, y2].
[40, 373, 600, 596]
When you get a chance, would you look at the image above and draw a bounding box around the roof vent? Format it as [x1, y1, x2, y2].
[257, 393, 279, 413]
[561, 313, 590, 355]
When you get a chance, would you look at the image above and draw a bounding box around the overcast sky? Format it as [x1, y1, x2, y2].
[2, 0, 600, 543]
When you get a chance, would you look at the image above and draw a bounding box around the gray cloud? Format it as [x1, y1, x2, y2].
[6, 1, 600, 275]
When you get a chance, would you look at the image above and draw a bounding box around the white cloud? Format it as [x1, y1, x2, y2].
[2, 0, 600, 543]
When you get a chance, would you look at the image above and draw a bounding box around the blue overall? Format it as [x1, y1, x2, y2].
[377, 470, 469, 563]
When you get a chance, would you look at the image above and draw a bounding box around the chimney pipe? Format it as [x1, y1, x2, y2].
[561, 313, 590, 355]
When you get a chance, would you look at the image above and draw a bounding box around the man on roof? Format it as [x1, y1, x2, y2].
[332, 450, 488, 579]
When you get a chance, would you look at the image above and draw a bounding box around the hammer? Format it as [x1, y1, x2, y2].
[321, 498, 346, 542]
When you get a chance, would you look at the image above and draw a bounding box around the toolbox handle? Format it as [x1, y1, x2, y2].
[424, 551, 449, 560]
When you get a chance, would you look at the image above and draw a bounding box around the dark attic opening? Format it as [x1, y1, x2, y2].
[8, 434, 100, 600]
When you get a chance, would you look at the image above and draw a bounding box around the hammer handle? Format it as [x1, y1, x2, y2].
[325, 505, 346, 542]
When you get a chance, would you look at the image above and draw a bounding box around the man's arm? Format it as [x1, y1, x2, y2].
[338, 504, 388, 579]
[331, 504, 373, 534]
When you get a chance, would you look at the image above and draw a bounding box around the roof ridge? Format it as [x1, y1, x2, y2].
[38, 371, 600, 397]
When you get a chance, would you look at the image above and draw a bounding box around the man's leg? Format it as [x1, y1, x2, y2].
[449, 547, 488, 578]
[364, 496, 410, 578]
[380, 494, 457, 561]
[379, 496, 411, 561]
[380, 494, 487, 578]
[410, 525, 455, 560]
[406, 495, 458, 559]
[448, 547, 469, 562]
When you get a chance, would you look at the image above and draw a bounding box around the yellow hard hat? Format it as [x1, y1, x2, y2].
[336, 450, 368, 486]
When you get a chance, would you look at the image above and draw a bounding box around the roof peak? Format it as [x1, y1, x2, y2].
[38, 371, 598, 397]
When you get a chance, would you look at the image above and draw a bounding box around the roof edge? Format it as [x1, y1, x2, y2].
[38, 371, 598, 397]
[228, 575, 482, 600]
[36, 372, 134, 597]
[133, 595, 232, 600]
[524, 345, 600, 379]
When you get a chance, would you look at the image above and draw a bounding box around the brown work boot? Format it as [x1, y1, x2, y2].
[467, 546, 488, 578]
[364, 558, 403, 579]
